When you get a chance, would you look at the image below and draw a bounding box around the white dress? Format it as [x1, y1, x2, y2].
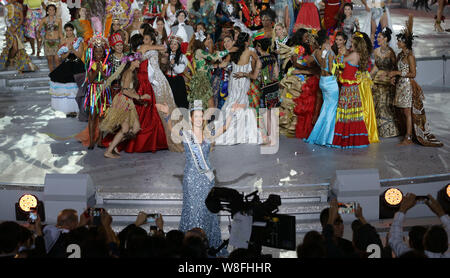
[361, 0, 398, 53]
[214, 57, 262, 145]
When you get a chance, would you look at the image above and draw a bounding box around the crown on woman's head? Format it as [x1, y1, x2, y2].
[175, 9, 188, 18]
[189, 100, 203, 112]
[168, 35, 183, 45]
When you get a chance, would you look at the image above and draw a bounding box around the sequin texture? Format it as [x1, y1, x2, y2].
[178, 137, 226, 256]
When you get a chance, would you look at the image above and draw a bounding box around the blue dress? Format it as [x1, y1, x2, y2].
[304, 52, 339, 146]
[178, 135, 225, 255]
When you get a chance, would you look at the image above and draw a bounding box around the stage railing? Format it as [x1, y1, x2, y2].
[416, 55, 450, 89]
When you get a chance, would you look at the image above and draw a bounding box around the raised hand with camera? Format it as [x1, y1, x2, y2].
[327, 198, 339, 225]
[425, 194, 446, 217]
[135, 211, 148, 227]
[398, 193, 417, 214]
[354, 203, 368, 225]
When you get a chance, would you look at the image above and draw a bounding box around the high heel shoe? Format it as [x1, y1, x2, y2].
[435, 20, 444, 32]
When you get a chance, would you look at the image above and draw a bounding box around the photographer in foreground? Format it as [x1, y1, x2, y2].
[388, 193, 450, 258]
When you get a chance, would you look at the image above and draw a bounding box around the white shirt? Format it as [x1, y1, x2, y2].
[388, 212, 450, 258]
[168, 53, 188, 75]
[176, 22, 189, 42]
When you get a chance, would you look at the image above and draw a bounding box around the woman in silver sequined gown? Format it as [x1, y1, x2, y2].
[178, 133, 224, 255]
[144, 48, 184, 152]
[156, 103, 241, 257]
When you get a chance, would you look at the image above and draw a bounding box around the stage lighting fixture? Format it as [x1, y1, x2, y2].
[18, 194, 38, 212]
[15, 194, 46, 222]
[384, 188, 403, 206]
[380, 188, 403, 219]
[437, 183, 450, 215]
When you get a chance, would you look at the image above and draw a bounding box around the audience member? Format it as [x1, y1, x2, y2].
[389, 193, 450, 258]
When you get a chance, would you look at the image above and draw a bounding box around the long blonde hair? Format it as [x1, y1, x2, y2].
[352, 36, 369, 70]
[271, 22, 288, 52]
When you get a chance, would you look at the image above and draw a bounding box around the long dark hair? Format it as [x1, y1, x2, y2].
[332, 31, 348, 55]
[130, 34, 144, 52]
[337, 2, 353, 27]
[230, 32, 249, 64]
[140, 23, 156, 36]
[170, 0, 184, 11]
[168, 40, 182, 65]
[121, 57, 139, 89]
[155, 17, 168, 44]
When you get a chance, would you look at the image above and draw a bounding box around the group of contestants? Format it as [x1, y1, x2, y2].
[0, 0, 443, 153]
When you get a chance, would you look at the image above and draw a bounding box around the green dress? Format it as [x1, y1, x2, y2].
[188, 49, 229, 109]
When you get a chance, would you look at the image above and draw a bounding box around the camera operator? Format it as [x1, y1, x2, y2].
[388, 193, 450, 258]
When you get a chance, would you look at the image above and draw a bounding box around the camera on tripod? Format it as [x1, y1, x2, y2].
[205, 187, 296, 256]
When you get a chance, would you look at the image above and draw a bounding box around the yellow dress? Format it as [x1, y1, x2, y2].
[358, 71, 379, 143]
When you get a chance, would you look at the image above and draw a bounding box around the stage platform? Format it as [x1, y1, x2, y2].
[0, 6, 449, 257]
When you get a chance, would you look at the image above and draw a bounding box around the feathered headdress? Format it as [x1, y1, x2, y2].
[397, 14, 415, 45]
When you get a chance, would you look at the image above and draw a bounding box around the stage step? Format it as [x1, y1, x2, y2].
[96, 184, 329, 202]
[97, 184, 329, 240]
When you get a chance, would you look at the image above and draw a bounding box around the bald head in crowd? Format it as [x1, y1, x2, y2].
[56, 209, 79, 230]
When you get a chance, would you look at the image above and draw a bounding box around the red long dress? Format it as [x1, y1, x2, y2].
[118, 59, 168, 152]
[294, 75, 320, 139]
[324, 0, 341, 30]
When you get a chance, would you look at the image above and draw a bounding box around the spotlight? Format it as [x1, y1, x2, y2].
[384, 188, 403, 207]
[15, 194, 45, 222]
[380, 188, 404, 219]
[18, 194, 38, 212]
[437, 183, 450, 215]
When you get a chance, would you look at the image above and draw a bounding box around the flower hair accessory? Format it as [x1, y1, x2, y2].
[354, 32, 364, 38]
[195, 31, 206, 42]
[120, 52, 142, 63]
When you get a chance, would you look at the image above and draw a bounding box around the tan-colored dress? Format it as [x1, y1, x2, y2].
[372, 50, 400, 138]
[99, 82, 139, 135]
[394, 51, 443, 147]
